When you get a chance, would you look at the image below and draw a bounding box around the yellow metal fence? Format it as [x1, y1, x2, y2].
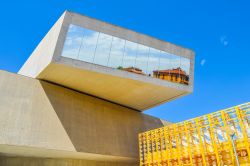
[139, 102, 250, 166]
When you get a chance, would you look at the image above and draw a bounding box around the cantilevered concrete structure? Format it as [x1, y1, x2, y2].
[19, 11, 194, 111]
[0, 11, 194, 166]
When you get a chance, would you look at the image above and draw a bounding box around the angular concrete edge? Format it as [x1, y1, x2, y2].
[18, 12, 66, 78]
[36, 63, 189, 111]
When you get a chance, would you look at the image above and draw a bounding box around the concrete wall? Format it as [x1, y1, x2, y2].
[0, 157, 137, 166]
[0, 70, 168, 161]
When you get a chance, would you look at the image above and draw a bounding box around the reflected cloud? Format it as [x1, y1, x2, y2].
[220, 36, 229, 46]
[200, 59, 206, 66]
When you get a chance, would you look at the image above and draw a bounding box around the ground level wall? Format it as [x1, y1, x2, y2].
[0, 157, 137, 166]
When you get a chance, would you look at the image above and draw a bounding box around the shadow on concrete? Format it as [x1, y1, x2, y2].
[40, 80, 165, 158]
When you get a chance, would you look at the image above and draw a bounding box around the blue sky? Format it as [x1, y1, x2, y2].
[0, 0, 249, 122]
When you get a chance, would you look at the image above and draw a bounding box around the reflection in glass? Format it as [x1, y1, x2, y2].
[108, 37, 125, 68]
[171, 55, 181, 83]
[170, 54, 181, 69]
[154, 53, 186, 84]
[61, 24, 84, 59]
[147, 48, 161, 77]
[61, 24, 191, 86]
[78, 28, 99, 63]
[122, 41, 137, 72]
[154, 52, 172, 80]
[180, 57, 190, 85]
[93, 33, 113, 66]
[135, 44, 149, 76]
[181, 57, 190, 75]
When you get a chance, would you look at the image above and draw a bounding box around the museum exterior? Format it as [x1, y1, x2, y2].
[0, 11, 194, 165]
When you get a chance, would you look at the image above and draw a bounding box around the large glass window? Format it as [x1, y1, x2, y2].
[61, 24, 191, 86]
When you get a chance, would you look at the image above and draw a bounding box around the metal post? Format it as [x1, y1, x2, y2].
[230, 134, 240, 166]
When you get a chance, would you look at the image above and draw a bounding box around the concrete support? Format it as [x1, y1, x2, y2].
[0, 70, 168, 162]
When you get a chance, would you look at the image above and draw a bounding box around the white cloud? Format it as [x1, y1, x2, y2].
[220, 36, 229, 46]
[200, 59, 206, 66]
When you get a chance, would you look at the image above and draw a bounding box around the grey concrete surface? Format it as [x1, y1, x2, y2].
[0, 70, 169, 161]
[36, 63, 189, 111]
[0, 157, 138, 166]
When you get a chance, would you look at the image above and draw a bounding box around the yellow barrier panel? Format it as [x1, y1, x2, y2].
[139, 102, 250, 166]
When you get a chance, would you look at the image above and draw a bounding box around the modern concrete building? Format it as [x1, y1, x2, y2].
[0, 11, 194, 166]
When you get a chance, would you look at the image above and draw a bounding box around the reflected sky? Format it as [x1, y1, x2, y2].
[107, 37, 125, 68]
[61, 24, 191, 84]
[93, 33, 113, 66]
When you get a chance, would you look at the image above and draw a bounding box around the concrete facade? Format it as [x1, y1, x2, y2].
[0, 70, 168, 164]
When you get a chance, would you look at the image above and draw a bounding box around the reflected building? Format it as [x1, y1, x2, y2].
[0, 11, 195, 166]
[153, 67, 189, 85]
[122, 67, 146, 75]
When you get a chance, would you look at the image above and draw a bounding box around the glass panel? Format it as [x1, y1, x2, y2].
[157, 53, 181, 83]
[121, 40, 137, 73]
[61, 24, 84, 59]
[135, 44, 149, 76]
[93, 33, 113, 66]
[148, 48, 161, 78]
[107, 37, 125, 69]
[171, 55, 181, 84]
[157, 52, 171, 81]
[180, 57, 190, 85]
[171, 54, 181, 69]
[78, 28, 99, 63]
[61, 24, 191, 86]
